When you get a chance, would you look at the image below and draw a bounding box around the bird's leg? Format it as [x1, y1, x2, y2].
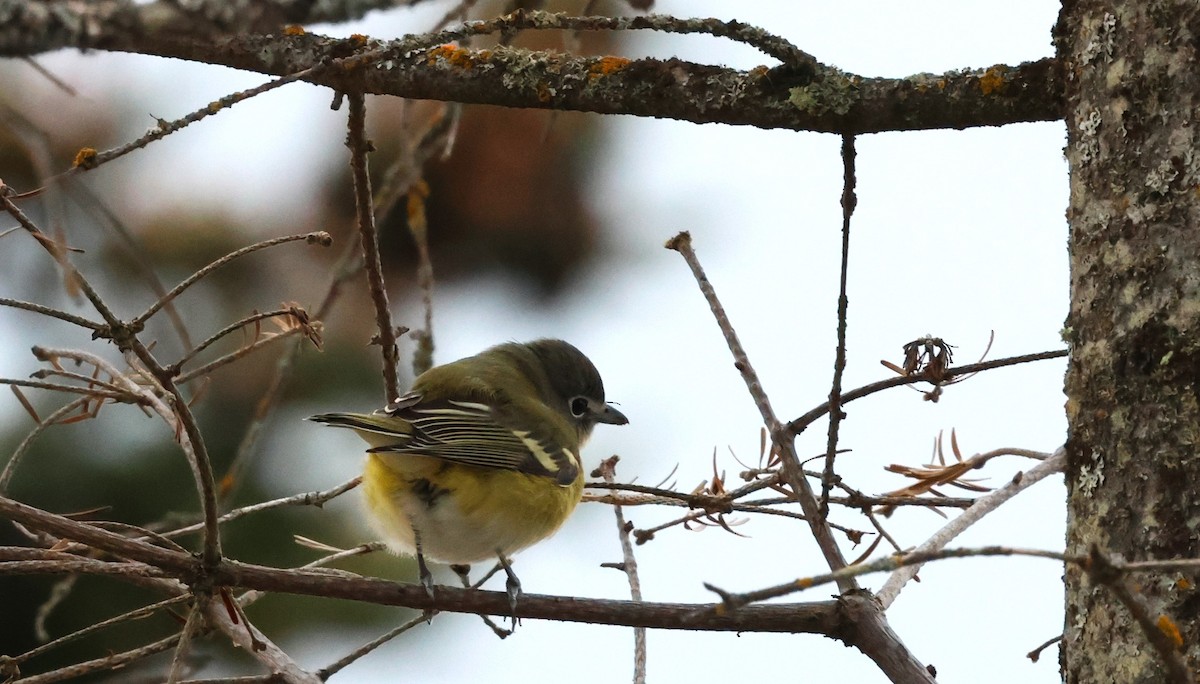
[451, 563, 511, 639]
[413, 530, 435, 599]
[497, 552, 521, 621]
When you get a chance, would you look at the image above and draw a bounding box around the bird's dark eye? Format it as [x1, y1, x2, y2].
[569, 396, 589, 418]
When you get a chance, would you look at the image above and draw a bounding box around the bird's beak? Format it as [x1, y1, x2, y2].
[596, 403, 629, 425]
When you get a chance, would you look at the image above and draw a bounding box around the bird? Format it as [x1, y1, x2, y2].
[309, 339, 628, 612]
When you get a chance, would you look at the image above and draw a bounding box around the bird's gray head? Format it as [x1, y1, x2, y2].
[523, 339, 628, 438]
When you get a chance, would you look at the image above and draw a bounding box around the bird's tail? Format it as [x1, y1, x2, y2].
[308, 412, 413, 438]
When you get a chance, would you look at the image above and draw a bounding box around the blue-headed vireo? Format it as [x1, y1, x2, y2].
[309, 339, 627, 607]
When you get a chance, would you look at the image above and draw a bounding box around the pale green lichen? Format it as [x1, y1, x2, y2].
[1081, 12, 1117, 63]
[1077, 450, 1105, 496]
[787, 68, 859, 117]
[1146, 157, 1179, 195]
[1075, 108, 1103, 165]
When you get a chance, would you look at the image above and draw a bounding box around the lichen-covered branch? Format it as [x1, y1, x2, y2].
[0, 1, 1062, 134]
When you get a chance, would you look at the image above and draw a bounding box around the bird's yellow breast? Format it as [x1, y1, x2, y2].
[361, 453, 584, 565]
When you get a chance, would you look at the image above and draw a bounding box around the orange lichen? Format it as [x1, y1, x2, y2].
[282, 24, 305, 36]
[589, 56, 631, 79]
[794, 577, 814, 589]
[72, 147, 97, 169]
[979, 66, 1007, 95]
[1157, 615, 1184, 649]
[1178, 577, 1194, 591]
[536, 82, 553, 103]
[427, 44, 475, 69]
[348, 33, 368, 47]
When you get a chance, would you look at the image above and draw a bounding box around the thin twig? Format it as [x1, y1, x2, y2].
[216, 338, 305, 505]
[65, 179, 195, 351]
[315, 614, 430, 680]
[60, 56, 378, 179]
[787, 349, 1069, 435]
[33, 575, 77, 642]
[9, 634, 182, 684]
[407, 181, 436, 376]
[666, 231, 855, 590]
[1085, 546, 1191, 684]
[0, 297, 103, 330]
[164, 478, 361, 540]
[703, 544, 1077, 613]
[1, 190, 112, 321]
[175, 327, 303, 384]
[166, 599, 204, 684]
[820, 134, 855, 517]
[587, 486, 977, 512]
[132, 233, 332, 328]
[238, 539, 384, 609]
[1026, 634, 1063, 663]
[172, 308, 305, 371]
[421, 11, 817, 71]
[594, 456, 646, 683]
[11, 595, 190, 666]
[0, 378, 141, 403]
[875, 447, 1065, 607]
[30, 367, 132, 397]
[346, 91, 401, 402]
[0, 397, 88, 492]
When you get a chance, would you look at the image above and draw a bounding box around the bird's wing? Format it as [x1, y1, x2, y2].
[368, 393, 580, 486]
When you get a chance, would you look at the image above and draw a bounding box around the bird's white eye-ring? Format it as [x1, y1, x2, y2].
[569, 396, 590, 418]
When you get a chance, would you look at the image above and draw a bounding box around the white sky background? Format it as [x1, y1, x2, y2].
[0, 1, 1069, 682]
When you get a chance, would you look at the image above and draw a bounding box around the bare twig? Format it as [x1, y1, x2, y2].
[875, 447, 1064, 607]
[587, 484, 977, 512]
[61, 55, 380, 178]
[0, 297, 103, 330]
[594, 456, 646, 683]
[820, 134, 856, 517]
[164, 478, 361, 540]
[1026, 634, 1063, 663]
[786, 348, 1069, 435]
[175, 327, 304, 384]
[407, 181, 436, 376]
[705, 544, 1076, 613]
[11, 595, 190, 666]
[346, 91, 401, 402]
[10, 633, 182, 684]
[1085, 547, 1191, 684]
[33, 575, 78, 642]
[132, 232, 332, 328]
[665, 231, 854, 588]
[172, 308, 311, 372]
[423, 11, 817, 71]
[315, 614, 430, 680]
[0, 393, 90, 489]
[0, 378, 140, 403]
[65, 180, 195, 351]
[166, 599, 204, 684]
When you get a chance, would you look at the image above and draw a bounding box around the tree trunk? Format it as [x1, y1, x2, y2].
[1059, 0, 1200, 680]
